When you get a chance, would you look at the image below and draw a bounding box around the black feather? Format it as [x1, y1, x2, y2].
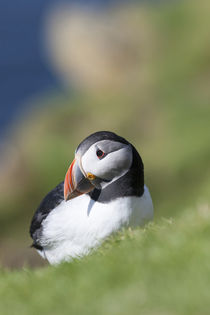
[29, 181, 64, 250]
[76, 131, 129, 156]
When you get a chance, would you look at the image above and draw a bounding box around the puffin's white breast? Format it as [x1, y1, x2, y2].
[40, 185, 153, 264]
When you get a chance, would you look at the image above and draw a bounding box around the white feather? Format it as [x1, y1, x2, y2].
[40, 185, 153, 265]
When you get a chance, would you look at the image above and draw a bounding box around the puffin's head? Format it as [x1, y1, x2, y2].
[64, 131, 143, 201]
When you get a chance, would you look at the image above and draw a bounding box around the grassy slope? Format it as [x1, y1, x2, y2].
[1, 202, 210, 315]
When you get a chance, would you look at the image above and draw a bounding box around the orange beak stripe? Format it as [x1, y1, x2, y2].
[64, 158, 76, 200]
[64, 157, 96, 201]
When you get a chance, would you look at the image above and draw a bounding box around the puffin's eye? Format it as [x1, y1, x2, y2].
[96, 149, 105, 159]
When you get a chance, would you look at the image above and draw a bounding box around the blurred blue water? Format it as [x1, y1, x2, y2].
[0, 0, 116, 139]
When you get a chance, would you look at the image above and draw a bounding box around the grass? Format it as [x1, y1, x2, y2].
[1, 201, 210, 315]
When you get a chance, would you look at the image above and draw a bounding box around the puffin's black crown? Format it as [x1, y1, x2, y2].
[76, 131, 129, 155]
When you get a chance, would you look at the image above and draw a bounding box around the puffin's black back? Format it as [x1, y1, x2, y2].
[30, 182, 64, 250]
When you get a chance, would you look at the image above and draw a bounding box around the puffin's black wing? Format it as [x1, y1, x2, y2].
[30, 181, 64, 250]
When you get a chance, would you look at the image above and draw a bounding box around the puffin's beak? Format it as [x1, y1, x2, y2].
[64, 158, 95, 201]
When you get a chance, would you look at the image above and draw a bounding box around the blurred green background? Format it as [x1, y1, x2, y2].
[0, 0, 210, 313]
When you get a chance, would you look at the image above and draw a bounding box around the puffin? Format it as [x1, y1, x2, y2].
[30, 131, 153, 264]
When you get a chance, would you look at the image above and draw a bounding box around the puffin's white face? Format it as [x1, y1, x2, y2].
[64, 139, 133, 200]
[81, 140, 132, 183]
